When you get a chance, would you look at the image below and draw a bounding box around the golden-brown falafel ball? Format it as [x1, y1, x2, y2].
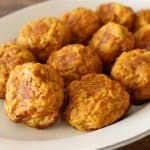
[64, 73, 130, 131]
[16, 17, 72, 62]
[134, 9, 150, 31]
[5, 63, 64, 129]
[89, 22, 135, 71]
[111, 49, 150, 102]
[61, 7, 100, 43]
[135, 24, 150, 49]
[96, 2, 135, 30]
[0, 43, 35, 99]
[47, 44, 102, 85]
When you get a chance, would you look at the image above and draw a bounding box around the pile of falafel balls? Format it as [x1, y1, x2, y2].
[1, 2, 150, 131]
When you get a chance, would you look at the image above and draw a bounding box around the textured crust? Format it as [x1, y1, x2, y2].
[64, 73, 130, 131]
[47, 44, 102, 85]
[5, 63, 64, 129]
[0, 43, 35, 98]
[89, 22, 135, 70]
[96, 2, 135, 30]
[61, 7, 100, 43]
[16, 17, 72, 62]
[134, 9, 150, 31]
[135, 24, 150, 49]
[111, 49, 150, 102]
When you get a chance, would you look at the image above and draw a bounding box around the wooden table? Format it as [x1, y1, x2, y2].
[0, 0, 149, 149]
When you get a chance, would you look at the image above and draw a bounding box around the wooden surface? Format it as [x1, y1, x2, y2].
[0, 0, 149, 149]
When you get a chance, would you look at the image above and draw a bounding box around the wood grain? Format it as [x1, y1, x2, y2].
[0, 0, 149, 149]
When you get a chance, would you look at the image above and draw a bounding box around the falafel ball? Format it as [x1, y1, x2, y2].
[89, 22, 135, 71]
[61, 7, 100, 43]
[111, 49, 150, 102]
[0, 43, 35, 98]
[135, 24, 150, 49]
[64, 73, 130, 131]
[5, 63, 64, 129]
[47, 44, 102, 85]
[16, 17, 72, 62]
[134, 9, 150, 31]
[96, 2, 135, 30]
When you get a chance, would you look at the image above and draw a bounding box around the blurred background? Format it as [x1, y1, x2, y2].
[0, 0, 44, 17]
[0, 0, 149, 150]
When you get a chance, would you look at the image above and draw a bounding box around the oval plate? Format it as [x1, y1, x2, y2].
[0, 0, 150, 149]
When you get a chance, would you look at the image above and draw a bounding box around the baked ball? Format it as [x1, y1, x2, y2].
[0, 43, 35, 98]
[111, 49, 150, 102]
[64, 73, 130, 131]
[61, 7, 100, 43]
[47, 44, 102, 85]
[134, 9, 150, 31]
[89, 22, 135, 71]
[16, 17, 72, 62]
[135, 24, 150, 49]
[96, 2, 135, 30]
[5, 63, 64, 129]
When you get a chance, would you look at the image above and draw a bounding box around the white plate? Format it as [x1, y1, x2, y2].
[0, 0, 150, 149]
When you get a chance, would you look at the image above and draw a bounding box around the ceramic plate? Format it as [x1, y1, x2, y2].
[0, 0, 149, 149]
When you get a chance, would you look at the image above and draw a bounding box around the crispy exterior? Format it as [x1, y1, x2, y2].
[5, 63, 64, 129]
[111, 49, 150, 101]
[135, 24, 150, 49]
[134, 9, 150, 31]
[64, 73, 130, 131]
[61, 7, 100, 43]
[47, 44, 102, 85]
[89, 22, 135, 70]
[0, 43, 35, 98]
[96, 2, 135, 29]
[16, 17, 72, 62]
